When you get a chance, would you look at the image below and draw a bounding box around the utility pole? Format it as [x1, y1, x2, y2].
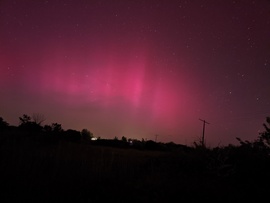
[199, 119, 210, 147]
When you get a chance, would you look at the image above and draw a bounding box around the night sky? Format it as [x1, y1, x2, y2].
[1, 0, 270, 147]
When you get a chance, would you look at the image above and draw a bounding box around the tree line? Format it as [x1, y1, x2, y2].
[1, 114, 270, 152]
[0, 114, 93, 143]
[0, 113, 192, 151]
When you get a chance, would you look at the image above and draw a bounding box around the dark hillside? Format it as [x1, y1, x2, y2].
[1, 134, 270, 202]
[1, 116, 270, 202]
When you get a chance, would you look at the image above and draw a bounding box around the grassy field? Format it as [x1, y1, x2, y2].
[1, 133, 270, 202]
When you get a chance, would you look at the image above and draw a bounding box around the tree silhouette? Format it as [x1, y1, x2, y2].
[44, 124, 53, 133]
[64, 129, 81, 142]
[257, 116, 270, 148]
[236, 117, 270, 152]
[0, 117, 9, 131]
[18, 114, 42, 132]
[32, 113, 46, 125]
[51, 123, 63, 133]
[121, 136, 127, 142]
[81, 128, 93, 141]
[19, 114, 31, 125]
[244, 116, 270, 151]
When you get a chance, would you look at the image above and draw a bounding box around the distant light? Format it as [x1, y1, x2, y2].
[91, 137, 97, 141]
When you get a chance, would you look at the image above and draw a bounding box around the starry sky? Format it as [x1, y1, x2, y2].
[0, 0, 270, 147]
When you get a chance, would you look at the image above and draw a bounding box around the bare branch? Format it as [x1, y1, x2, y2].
[32, 113, 46, 125]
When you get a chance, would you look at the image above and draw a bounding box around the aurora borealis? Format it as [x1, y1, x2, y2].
[1, 0, 270, 146]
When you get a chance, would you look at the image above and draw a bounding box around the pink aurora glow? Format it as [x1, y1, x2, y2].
[1, 0, 269, 146]
[37, 45, 196, 131]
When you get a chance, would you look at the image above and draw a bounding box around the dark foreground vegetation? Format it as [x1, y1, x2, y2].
[1, 115, 270, 202]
